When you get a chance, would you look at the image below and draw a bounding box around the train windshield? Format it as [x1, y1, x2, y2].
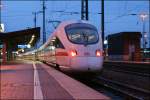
[65, 23, 99, 45]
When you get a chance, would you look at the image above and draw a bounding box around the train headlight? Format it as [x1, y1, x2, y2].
[96, 49, 103, 57]
[70, 50, 77, 57]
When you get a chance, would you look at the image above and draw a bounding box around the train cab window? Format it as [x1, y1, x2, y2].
[65, 23, 99, 45]
[44, 45, 50, 51]
[52, 37, 65, 49]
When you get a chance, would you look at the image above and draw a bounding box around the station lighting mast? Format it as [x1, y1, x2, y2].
[0, 0, 2, 26]
[81, 0, 105, 49]
[43, 0, 46, 44]
[81, 0, 88, 20]
[33, 12, 37, 28]
[101, 0, 104, 48]
[140, 13, 148, 50]
[0, 0, 4, 33]
[32, 11, 43, 28]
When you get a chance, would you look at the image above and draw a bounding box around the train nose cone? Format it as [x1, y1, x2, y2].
[70, 57, 88, 71]
[70, 57, 103, 71]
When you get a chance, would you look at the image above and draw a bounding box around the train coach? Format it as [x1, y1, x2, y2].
[20, 20, 104, 72]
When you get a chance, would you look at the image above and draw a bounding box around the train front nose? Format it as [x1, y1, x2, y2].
[70, 57, 103, 71]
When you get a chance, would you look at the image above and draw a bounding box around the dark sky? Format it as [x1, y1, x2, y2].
[1, 0, 149, 47]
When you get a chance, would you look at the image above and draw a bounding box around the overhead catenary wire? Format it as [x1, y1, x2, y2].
[2, 14, 33, 18]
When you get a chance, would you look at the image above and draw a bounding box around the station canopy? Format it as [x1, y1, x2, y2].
[0, 27, 40, 47]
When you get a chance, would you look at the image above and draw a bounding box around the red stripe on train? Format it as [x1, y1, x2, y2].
[55, 52, 68, 56]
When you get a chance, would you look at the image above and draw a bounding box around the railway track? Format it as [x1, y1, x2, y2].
[98, 62, 150, 100]
[71, 74, 150, 100]
[69, 62, 150, 100]
[92, 76, 150, 100]
[102, 62, 150, 92]
[105, 68, 150, 77]
[103, 61, 150, 76]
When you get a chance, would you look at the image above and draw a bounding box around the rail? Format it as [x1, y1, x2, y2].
[93, 76, 150, 100]
[103, 61, 150, 76]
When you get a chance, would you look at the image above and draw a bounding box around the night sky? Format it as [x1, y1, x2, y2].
[1, 0, 149, 47]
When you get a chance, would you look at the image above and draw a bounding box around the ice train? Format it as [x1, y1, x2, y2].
[20, 20, 104, 72]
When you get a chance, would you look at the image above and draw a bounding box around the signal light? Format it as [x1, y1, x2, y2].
[96, 50, 102, 57]
[70, 50, 77, 57]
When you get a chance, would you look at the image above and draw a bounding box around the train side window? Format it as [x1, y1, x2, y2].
[54, 37, 65, 49]
[46, 42, 55, 51]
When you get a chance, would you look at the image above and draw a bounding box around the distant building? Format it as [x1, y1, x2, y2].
[107, 32, 141, 61]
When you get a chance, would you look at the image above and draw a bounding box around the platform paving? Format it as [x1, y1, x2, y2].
[0, 62, 34, 99]
[0, 60, 109, 100]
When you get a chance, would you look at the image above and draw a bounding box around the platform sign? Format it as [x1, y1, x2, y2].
[18, 45, 27, 48]
[18, 44, 31, 48]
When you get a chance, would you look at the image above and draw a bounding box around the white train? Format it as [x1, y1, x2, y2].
[20, 20, 104, 72]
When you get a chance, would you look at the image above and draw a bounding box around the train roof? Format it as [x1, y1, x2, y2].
[39, 20, 95, 50]
[57, 20, 93, 28]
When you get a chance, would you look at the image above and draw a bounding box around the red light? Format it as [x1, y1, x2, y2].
[70, 50, 77, 57]
[96, 50, 102, 57]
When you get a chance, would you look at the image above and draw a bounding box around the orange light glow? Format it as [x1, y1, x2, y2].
[96, 50, 102, 57]
[70, 50, 77, 57]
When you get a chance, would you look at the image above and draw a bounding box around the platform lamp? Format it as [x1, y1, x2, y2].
[104, 38, 108, 61]
[0, 0, 2, 24]
[139, 13, 148, 53]
[0, 0, 2, 30]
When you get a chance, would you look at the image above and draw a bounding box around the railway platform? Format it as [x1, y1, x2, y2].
[0, 60, 109, 100]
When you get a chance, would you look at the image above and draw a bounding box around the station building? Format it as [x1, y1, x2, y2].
[106, 32, 142, 61]
[0, 27, 40, 62]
